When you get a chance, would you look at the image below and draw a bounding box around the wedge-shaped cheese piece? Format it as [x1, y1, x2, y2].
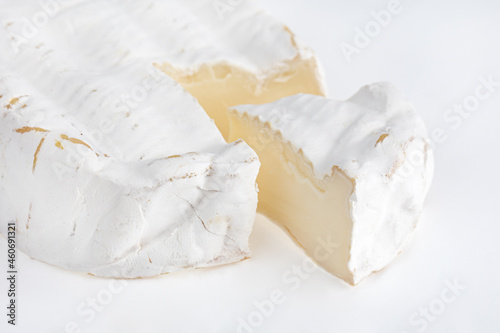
[2, 0, 325, 138]
[0, 32, 259, 277]
[228, 83, 434, 285]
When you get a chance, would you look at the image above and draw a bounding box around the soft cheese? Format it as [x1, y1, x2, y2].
[228, 83, 434, 285]
[2, 0, 325, 138]
[0, 6, 260, 277]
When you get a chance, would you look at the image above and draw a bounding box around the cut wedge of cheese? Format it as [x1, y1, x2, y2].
[228, 83, 434, 285]
[2, 0, 325, 139]
[0, 8, 260, 277]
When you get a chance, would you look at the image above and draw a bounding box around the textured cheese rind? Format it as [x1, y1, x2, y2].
[229, 83, 434, 284]
[1, 0, 326, 142]
[1, 0, 325, 89]
[0, 23, 260, 277]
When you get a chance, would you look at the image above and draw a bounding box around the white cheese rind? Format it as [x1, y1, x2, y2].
[1, 0, 325, 88]
[1, 0, 326, 140]
[230, 83, 434, 284]
[0, 9, 260, 277]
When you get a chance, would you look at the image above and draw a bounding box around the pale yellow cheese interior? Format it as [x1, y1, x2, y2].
[228, 112, 356, 285]
[156, 57, 324, 139]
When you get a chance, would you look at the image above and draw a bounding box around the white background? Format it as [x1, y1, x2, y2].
[2, 0, 500, 332]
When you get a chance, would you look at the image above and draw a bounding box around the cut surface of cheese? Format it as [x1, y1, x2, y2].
[158, 56, 323, 139]
[228, 83, 434, 285]
[0, 3, 261, 278]
[2, 0, 325, 138]
[148, 0, 327, 137]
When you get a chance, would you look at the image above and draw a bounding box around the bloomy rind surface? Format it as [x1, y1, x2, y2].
[0, 0, 264, 277]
